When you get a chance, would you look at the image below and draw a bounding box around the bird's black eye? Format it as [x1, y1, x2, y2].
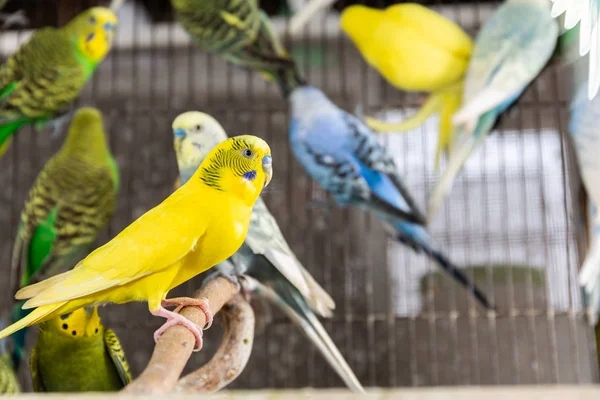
[196, 125, 202, 131]
[242, 149, 254, 158]
[95, 328, 99, 334]
[62, 324, 68, 330]
[71, 331, 77, 336]
[89, 16, 97, 25]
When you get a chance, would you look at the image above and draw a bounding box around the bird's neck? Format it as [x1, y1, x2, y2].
[194, 167, 261, 208]
[60, 128, 111, 164]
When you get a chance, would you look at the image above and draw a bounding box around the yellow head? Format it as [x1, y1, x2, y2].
[64, 7, 118, 63]
[61, 107, 110, 162]
[43, 307, 103, 338]
[195, 135, 272, 206]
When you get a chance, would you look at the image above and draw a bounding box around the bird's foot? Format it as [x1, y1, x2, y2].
[161, 297, 213, 330]
[151, 306, 204, 352]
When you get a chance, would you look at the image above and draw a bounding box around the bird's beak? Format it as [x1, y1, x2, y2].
[173, 128, 186, 138]
[262, 154, 272, 188]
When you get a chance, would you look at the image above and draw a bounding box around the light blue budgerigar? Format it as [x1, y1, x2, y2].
[569, 79, 600, 324]
[428, 0, 559, 220]
[172, 111, 365, 393]
[289, 86, 493, 310]
[551, 0, 600, 99]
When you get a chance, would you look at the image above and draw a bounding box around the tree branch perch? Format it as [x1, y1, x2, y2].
[122, 276, 248, 394]
[174, 294, 254, 394]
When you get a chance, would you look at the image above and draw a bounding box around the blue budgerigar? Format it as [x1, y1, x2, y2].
[172, 111, 364, 392]
[570, 80, 600, 324]
[551, 0, 600, 99]
[428, 0, 559, 220]
[289, 86, 492, 309]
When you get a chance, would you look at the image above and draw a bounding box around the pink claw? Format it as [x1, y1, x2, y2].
[161, 297, 213, 330]
[151, 306, 204, 352]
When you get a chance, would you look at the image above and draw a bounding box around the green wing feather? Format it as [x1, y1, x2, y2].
[172, 0, 304, 97]
[0, 27, 90, 155]
[29, 345, 45, 392]
[103, 329, 131, 386]
[11, 152, 118, 367]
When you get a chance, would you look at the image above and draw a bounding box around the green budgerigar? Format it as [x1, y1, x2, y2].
[0, 334, 20, 394]
[10, 107, 119, 368]
[0, 7, 117, 157]
[171, 0, 305, 98]
[31, 306, 131, 392]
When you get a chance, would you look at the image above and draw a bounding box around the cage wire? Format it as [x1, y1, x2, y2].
[0, 0, 597, 391]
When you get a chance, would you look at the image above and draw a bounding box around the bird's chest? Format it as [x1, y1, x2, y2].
[172, 199, 251, 288]
[36, 336, 121, 391]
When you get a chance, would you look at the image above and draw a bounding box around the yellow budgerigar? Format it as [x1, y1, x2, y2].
[0, 135, 273, 351]
[340, 3, 473, 168]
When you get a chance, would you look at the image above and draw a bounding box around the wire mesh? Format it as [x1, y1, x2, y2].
[0, 0, 597, 391]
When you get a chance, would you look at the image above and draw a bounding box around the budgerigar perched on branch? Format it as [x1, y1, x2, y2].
[171, 0, 305, 98]
[569, 77, 600, 324]
[428, 0, 558, 220]
[172, 111, 364, 392]
[289, 86, 493, 310]
[9, 108, 119, 369]
[31, 307, 130, 392]
[551, 0, 600, 99]
[340, 3, 473, 169]
[0, 7, 117, 158]
[0, 135, 273, 352]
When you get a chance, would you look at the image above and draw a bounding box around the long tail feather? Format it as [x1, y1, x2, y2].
[9, 301, 30, 368]
[392, 221, 493, 309]
[273, 64, 307, 99]
[0, 303, 65, 341]
[428, 113, 498, 221]
[245, 277, 365, 392]
[365, 93, 443, 133]
[288, 0, 337, 36]
[579, 212, 600, 325]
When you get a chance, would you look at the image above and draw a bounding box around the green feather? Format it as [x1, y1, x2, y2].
[24, 207, 58, 287]
[0, 81, 17, 98]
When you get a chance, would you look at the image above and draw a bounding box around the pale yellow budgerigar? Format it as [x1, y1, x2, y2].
[341, 4, 473, 168]
[0, 135, 273, 351]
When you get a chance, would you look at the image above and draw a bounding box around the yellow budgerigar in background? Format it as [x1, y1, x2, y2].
[340, 3, 473, 168]
[0, 135, 273, 352]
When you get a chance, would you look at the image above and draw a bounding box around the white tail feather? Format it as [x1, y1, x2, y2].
[452, 89, 507, 126]
[579, 228, 600, 325]
[428, 133, 476, 222]
[288, 0, 337, 36]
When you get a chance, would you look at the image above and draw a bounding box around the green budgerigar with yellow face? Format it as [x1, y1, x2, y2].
[171, 0, 304, 98]
[0, 7, 117, 157]
[10, 107, 119, 368]
[31, 306, 130, 392]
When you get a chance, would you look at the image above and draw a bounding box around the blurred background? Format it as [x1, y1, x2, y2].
[0, 0, 597, 391]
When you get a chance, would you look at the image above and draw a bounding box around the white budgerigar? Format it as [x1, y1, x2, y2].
[551, 0, 600, 99]
[428, 0, 559, 220]
[569, 76, 600, 324]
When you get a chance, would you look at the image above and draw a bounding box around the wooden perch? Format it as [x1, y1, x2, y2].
[174, 294, 255, 394]
[123, 276, 243, 394]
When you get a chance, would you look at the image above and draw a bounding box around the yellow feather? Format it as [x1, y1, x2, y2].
[341, 4, 472, 166]
[1, 135, 272, 340]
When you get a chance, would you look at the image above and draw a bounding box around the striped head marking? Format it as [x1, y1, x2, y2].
[196, 135, 272, 205]
[66, 7, 118, 63]
[172, 111, 228, 180]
